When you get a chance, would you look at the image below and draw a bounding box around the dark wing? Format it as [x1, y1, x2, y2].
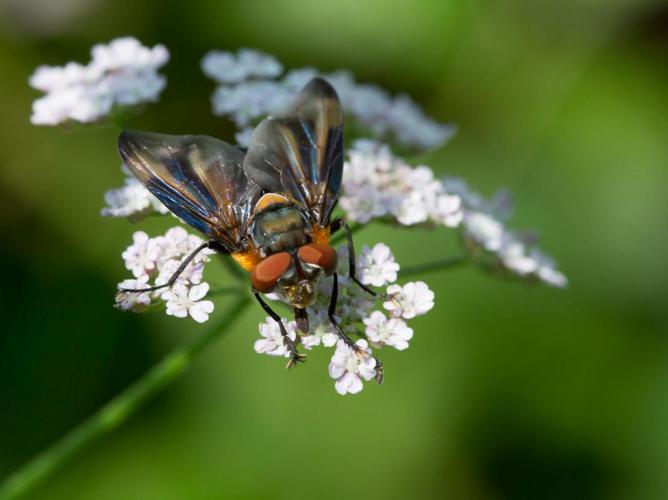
[243, 77, 343, 225]
[118, 130, 261, 251]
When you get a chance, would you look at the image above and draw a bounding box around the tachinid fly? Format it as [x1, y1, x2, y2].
[117, 78, 380, 372]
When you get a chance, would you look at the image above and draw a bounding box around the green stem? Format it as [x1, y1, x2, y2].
[207, 286, 246, 298]
[0, 295, 251, 500]
[400, 255, 468, 278]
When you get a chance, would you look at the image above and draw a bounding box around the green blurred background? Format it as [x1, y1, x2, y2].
[1, 0, 667, 498]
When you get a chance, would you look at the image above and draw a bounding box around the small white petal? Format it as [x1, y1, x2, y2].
[189, 300, 214, 323]
[188, 283, 209, 301]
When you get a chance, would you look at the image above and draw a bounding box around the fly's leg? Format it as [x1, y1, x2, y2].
[330, 218, 377, 297]
[374, 359, 384, 385]
[329, 273, 383, 383]
[294, 307, 309, 334]
[254, 292, 306, 368]
[118, 241, 216, 294]
[328, 273, 363, 354]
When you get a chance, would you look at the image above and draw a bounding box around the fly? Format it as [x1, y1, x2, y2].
[117, 78, 379, 373]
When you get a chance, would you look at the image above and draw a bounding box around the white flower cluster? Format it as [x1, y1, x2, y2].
[337, 141, 567, 288]
[339, 140, 464, 227]
[115, 227, 216, 323]
[201, 48, 454, 151]
[202, 48, 283, 84]
[254, 243, 435, 395]
[445, 177, 568, 287]
[30, 37, 169, 126]
[101, 165, 168, 220]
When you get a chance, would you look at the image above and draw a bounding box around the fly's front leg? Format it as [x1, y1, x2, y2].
[330, 218, 377, 297]
[118, 240, 216, 294]
[254, 292, 306, 368]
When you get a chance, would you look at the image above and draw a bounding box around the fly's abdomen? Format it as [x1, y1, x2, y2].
[251, 204, 310, 255]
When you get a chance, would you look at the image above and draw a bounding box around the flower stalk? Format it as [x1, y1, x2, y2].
[0, 295, 250, 500]
[400, 255, 469, 278]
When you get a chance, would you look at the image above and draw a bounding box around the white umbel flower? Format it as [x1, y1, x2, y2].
[383, 281, 435, 319]
[340, 141, 464, 228]
[234, 127, 255, 147]
[115, 276, 151, 312]
[122, 231, 161, 278]
[499, 238, 539, 276]
[431, 193, 464, 227]
[254, 318, 298, 357]
[463, 211, 505, 252]
[200, 51, 454, 152]
[357, 243, 400, 287]
[364, 311, 414, 350]
[29, 37, 169, 125]
[162, 283, 214, 323]
[532, 249, 568, 288]
[300, 311, 338, 349]
[102, 165, 168, 220]
[115, 226, 215, 320]
[328, 340, 377, 395]
[201, 48, 283, 84]
[211, 80, 291, 126]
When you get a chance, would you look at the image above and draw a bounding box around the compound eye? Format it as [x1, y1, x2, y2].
[298, 243, 337, 275]
[251, 252, 292, 292]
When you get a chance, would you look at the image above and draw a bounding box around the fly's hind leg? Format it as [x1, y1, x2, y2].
[254, 292, 306, 368]
[328, 273, 383, 383]
[328, 273, 364, 355]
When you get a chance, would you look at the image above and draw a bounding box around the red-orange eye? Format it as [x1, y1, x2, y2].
[298, 243, 337, 275]
[251, 252, 292, 292]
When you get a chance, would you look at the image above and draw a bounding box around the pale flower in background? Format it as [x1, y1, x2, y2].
[201, 48, 283, 84]
[532, 249, 568, 288]
[499, 237, 539, 276]
[234, 127, 255, 147]
[102, 165, 168, 220]
[463, 212, 505, 252]
[337, 184, 388, 224]
[101, 179, 153, 218]
[211, 80, 290, 127]
[202, 49, 455, 152]
[29, 37, 168, 125]
[431, 193, 464, 227]
[446, 178, 567, 288]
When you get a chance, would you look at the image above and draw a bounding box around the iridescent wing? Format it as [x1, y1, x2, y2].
[243, 77, 344, 225]
[118, 130, 261, 251]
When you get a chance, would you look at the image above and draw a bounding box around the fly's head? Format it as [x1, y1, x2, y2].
[250, 243, 338, 309]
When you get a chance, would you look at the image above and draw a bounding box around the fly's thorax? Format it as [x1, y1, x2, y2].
[250, 203, 310, 256]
